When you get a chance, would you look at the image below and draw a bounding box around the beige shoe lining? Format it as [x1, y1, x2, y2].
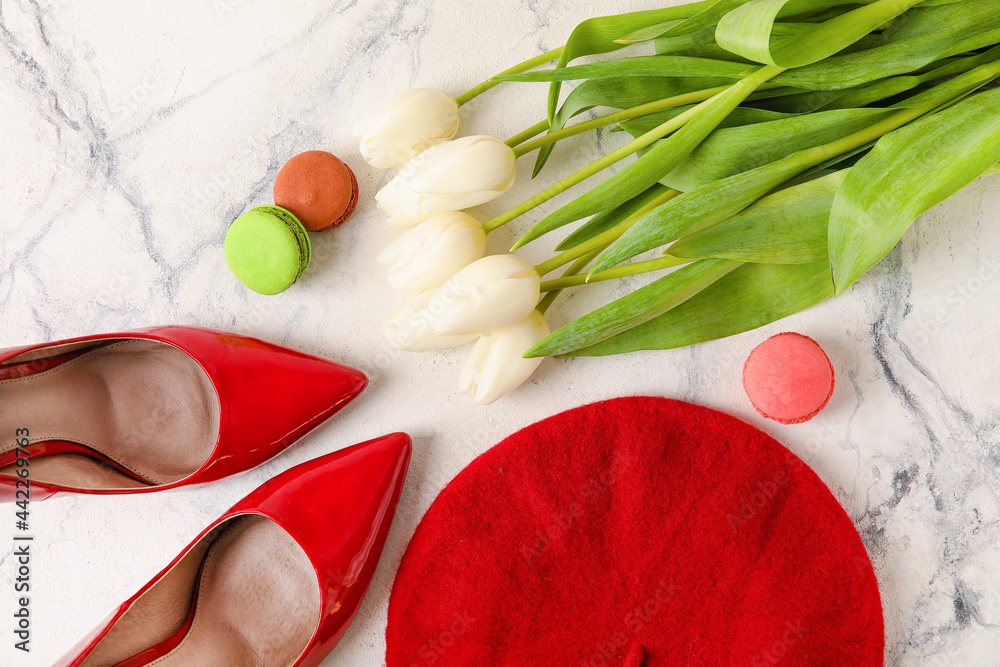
[0, 339, 219, 489]
[79, 515, 321, 667]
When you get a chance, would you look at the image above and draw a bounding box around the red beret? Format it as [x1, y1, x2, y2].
[387, 397, 883, 666]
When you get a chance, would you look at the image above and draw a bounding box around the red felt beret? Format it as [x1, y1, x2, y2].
[387, 397, 883, 666]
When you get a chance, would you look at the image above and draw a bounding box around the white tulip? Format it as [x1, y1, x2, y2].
[459, 311, 549, 405]
[384, 290, 478, 352]
[352, 88, 459, 169]
[426, 254, 540, 336]
[376, 136, 517, 227]
[376, 212, 486, 293]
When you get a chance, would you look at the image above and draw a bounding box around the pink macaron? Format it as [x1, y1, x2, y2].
[742, 332, 835, 425]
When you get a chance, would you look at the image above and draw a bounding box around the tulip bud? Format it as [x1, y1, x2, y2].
[426, 254, 540, 336]
[377, 212, 487, 293]
[376, 136, 517, 228]
[459, 311, 549, 405]
[384, 290, 478, 352]
[352, 88, 459, 169]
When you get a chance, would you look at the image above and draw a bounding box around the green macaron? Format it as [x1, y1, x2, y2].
[225, 205, 312, 295]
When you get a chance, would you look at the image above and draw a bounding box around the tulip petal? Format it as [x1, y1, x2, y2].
[460, 311, 549, 405]
[409, 137, 517, 195]
[375, 136, 517, 226]
[385, 290, 479, 352]
[353, 88, 459, 169]
[377, 213, 487, 292]
[427, 255, 541, 336]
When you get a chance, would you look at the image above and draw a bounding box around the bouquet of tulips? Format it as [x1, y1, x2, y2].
[355, 0, 1000, 404]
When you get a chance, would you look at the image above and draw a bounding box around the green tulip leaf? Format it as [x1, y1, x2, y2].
[652, 28, 727, 58]
[525, 259, 741, 358]
[495, 55, 751, 83]
[544, 2, 714, 121]
[715, 0, 926, 68]
[830, 86, 1000, 294]
[515, 65, 783, 248]
[592, 151, 812, 274]
[768, 1, 1000, 90]
[533, 76, 734, 177]
[662, 107, 890, 191]
[667, 170, 845, 263]
[566, 261, 834, 356]
[618, 105, 788, 138]
[758, 49, 996, 113]
[556, 184, 674, 252]
[592, 59, 1000, 274]
[616, 0, 755, 45]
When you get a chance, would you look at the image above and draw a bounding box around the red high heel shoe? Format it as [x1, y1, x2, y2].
[0, 326, 367, 501]
[54, 432, 412, 667]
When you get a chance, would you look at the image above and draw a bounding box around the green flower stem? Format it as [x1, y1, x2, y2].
[534, 226, 622, 277]
[456, 47, 565, 107]
[540, 256, 694, 292]
[482, 104, 702, 234]
[507, 119, 552, 148]
[484, 66, 782, 235]
[512, 85, 734, 158]
[534, 188, 681, 275]
[536, 249, 602, 315]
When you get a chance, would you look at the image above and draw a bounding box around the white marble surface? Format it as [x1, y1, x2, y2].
[1, 0, 999, 664]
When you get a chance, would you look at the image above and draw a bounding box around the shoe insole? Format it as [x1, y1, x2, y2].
[147, 516, 321, 666]
[77, 515, 321, 667]
[0, 339, 219, 489]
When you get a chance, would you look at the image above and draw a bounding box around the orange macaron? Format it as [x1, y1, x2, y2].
[273, 150, 359, 232]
